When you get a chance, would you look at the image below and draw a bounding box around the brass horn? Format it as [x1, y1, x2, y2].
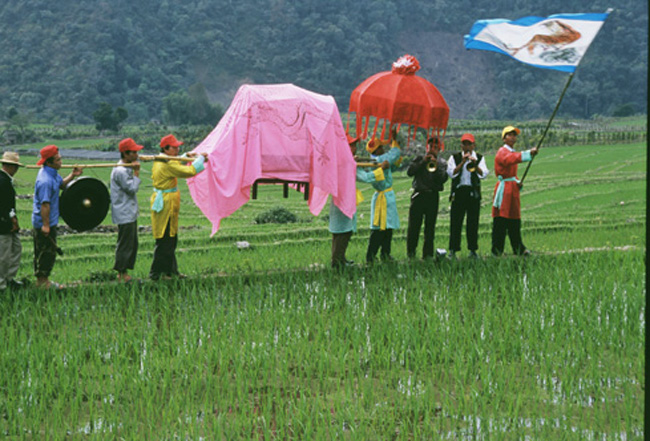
[427, 159, 437, 173]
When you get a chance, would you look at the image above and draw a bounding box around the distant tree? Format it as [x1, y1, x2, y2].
[163, 83, 223, 126]
[162, 90, 193, 126]
[93, 102, 129, 132]
[612, 103, 636, 117]
[7, 111, 33, 143]
[6, 106, 18, 120]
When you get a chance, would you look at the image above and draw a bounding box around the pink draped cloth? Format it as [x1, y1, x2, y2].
[187, 84, 357, 235]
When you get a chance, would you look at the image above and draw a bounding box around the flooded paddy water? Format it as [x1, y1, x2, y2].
[1, 250, 643, 439]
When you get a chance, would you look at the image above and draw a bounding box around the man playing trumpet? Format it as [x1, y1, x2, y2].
[406, 136, 448, 260]
[446, 133, 489, 259]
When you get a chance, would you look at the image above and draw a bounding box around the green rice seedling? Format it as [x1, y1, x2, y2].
[1, 137, 645, 438]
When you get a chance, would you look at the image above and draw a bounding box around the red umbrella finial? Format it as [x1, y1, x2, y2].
[391, 54, 420, 75]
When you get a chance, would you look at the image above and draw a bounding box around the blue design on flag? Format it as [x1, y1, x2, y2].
[464, 12, 610, 72]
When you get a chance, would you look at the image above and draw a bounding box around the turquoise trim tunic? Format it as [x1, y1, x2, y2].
[368, 146, 401, 230]
[329, 168, 381, 234]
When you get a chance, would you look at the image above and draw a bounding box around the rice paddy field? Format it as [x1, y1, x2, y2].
[0, 138, 645, 439]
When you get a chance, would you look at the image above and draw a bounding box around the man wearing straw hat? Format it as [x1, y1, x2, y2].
[0, 152, 25, 290]
[149, 134, 207, 280]
[110, 138, 143, 282]
[32, 145, 83, 289]
[491, 126, 538, 256]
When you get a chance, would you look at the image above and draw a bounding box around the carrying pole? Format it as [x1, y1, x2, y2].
[25, 163, 138, 169]
[25, 154, 195, 169]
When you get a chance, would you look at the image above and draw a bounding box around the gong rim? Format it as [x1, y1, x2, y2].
[59, 177, 110, 232]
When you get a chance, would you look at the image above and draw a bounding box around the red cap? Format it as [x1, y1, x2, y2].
[119, 138, 144, 153]
[160, 134, 183, 148]
[37, 145, 59, 166]
[460, 133, 475, 143]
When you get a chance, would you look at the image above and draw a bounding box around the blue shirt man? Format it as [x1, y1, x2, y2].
[31, 145, 82, 288]
[32, 165, 63, 228]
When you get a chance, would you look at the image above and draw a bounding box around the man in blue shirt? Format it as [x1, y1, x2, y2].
[32, 145, 82, 289]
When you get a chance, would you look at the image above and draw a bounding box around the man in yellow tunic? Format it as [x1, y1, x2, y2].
[149, 134, 208, 280]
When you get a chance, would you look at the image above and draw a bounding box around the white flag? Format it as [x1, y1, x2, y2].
[464, 11, 611, 72]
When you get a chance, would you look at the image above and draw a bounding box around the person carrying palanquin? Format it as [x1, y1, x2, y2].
[363, 126, 402, 263]
[329, 135, 390, 269]
[149, 134, 208, 280]
[32, 145, 83, 289]
[0, 152, 25, 291]
[491, 126, 538, 256]
[110, 138, 143, 282]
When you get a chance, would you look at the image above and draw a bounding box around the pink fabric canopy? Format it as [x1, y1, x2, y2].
[188, 84, 357, 235]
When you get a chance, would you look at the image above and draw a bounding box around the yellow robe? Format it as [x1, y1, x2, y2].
[150, 160, 198, 239]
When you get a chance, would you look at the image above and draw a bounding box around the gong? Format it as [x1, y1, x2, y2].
[60, 177, 110, 232]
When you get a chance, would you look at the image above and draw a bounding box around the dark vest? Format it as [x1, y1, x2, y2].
[450, 152, 482, 200]
[0, 171, 16, 234]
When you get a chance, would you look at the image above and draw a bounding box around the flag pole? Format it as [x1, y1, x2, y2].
[519, 72, 575, 184]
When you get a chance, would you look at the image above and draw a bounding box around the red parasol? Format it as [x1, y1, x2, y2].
[348, 55, 449, 143]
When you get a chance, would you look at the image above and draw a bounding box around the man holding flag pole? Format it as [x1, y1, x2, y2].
[464, 9, 611, 255]
[490, 126, 538, 256]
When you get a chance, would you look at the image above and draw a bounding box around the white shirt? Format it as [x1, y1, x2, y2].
[447, 151, 490, 186]
[110, 160, 141, 225]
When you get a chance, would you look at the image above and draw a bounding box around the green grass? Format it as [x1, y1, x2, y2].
[1, 140, 645, 439]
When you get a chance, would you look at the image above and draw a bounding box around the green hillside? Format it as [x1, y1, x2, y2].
[0, 0, 646, 123]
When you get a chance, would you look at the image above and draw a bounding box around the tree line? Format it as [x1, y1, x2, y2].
[0, 0, 645, 125]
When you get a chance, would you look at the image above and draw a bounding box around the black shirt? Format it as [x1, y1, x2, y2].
[407, 155, 448, 193]
[0, 169, 16, 234]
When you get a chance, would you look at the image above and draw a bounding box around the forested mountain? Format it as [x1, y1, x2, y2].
[0, 0, 646, 123]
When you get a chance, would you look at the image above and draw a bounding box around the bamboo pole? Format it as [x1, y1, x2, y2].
[25, 163, 138, 169]
[356, 162, 382, 168]
[24, 154, 196, 169]
[139, 154, 195, 162]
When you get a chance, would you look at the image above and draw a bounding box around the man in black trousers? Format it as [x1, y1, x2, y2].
[406, 137, 448, 259]
[446, 133, 489, 259]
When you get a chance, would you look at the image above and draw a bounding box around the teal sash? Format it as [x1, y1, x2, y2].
[492, 176, 518, 209]
[152, 187, 178, 213]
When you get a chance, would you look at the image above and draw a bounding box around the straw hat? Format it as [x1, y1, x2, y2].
[1, 151, 24, 167]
